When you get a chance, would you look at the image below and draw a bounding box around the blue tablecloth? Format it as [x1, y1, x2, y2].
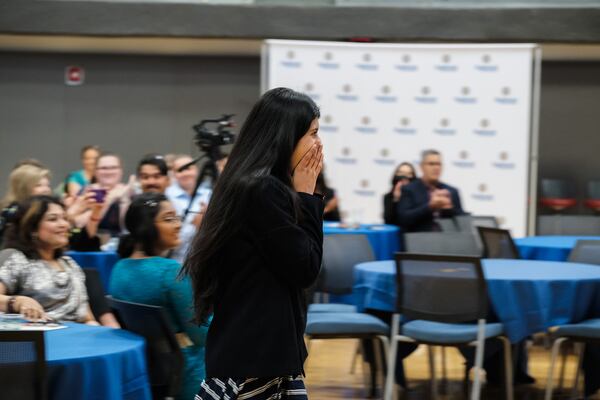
[323, 223, 401, 261]
[353, 259, 600, 343]
[67, 251, 120, 290]
[515, 236, 600, 261]
[46, 323, 151, 400]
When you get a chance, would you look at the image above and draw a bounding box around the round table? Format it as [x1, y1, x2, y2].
[67, 251, 120, 289]
[515, 236, 600, 261]
[323, 223, 401, 260]
[47, 323, 151, 400]
[353, 259, 600, 343]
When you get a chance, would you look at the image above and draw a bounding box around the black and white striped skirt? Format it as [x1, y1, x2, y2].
[194, 376, 308, 400]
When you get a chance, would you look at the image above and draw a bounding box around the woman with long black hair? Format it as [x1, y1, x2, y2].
[183, 87, 324, 400]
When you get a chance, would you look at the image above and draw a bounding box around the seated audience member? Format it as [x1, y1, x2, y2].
[383, 162, 416, 225]
[0, 196, 97, 323]
[137, 154, 170, 194]
[2, 165, 52, 208]
[83, 153, 133, 238]
[65, 145, 100, 198]
[166, 155, 212, 262]
[396, 150, 464, 232]
[315, 171, 341, 222]
[110, 193, 208, 400]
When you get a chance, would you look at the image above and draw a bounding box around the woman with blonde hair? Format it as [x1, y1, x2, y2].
[2, 164, 52, 208]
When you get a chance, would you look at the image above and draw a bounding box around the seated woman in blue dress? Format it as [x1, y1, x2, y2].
[109, 193, 209, 400]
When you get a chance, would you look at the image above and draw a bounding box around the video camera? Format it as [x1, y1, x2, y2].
[193, 114, 236, 153]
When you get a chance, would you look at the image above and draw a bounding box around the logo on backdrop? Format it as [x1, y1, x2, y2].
[471, 183, 495, 201]
[394, 117, 417, 135]
[452, 151, 475, 168]
[303, 82, 321, 101]
[435, 54, 458, 72]
[335, 147, 358, 164]
[495, 86, 518, 104]
[337, 84, 359, 101]
[475, 54, 499, 72]
[320, 114, 339, 132]
[395, 54, 418, 72]
[281, 50, 302, 68]
[434, 118, 456, 135]
[473, 118, 497, 136]
[492, 151, 516, 169]
[454, 86, 477, 104]
[374, 148, 395, 166]
[354, 179, 376, 197]
[355, 116, 378, 134]
[375, 85, 398, 103]
[356, 53, 378, 71]
[318, 51, 340, 70]
[415, 86, 437, 104]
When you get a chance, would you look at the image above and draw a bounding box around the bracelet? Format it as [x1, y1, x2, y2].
[7, 296, 17, 313]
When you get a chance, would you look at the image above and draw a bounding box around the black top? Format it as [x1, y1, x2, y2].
[383, 192, 398, 225]
[322, 187, 341, 222]
[205, 175, 324, 378]
[396, 179, 464, 232]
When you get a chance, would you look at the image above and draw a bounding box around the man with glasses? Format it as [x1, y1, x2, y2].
[396, 149, 464, 232]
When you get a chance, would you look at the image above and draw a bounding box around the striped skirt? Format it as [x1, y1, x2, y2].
[194, 376, 308, 400]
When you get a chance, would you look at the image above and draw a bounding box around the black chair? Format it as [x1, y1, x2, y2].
[477, 227, 520, 259]
[539, 178, 577, 212]
[384, 254, 513, 400]
[309, 233, 374, 312]
[455, 215, 499, 232]
[567, 240, 600, 265]
[106, 297, 184, 400]
[435, 218, 459, 232]
[0, 331, 47, 400]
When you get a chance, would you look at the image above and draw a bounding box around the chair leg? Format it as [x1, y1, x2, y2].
[470, 319, 487, 400]
[545, 337, 567, 400]
[376, 335, 391, 400]
[570, 342, 585, 400]
[558, 343, 568, 391]
[384, 314, 401, 400]
[428, 345, 438, 400]
[360, 340, 373, 396]
[350, 340, 361, 374]
[499, 336, 514, 400]
[304, 336, 312, 369]
[440, 347, 448, 394]
[373, 338, 384, 395]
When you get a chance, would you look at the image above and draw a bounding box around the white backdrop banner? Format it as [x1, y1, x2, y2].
[262, 40, 539, 237]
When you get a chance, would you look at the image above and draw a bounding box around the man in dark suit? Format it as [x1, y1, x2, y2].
[396, 149, 464, 232]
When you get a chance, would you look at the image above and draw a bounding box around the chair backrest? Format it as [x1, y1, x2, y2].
[0, 331, 47, 400]
[537, 215, 600, 235]
[404, 232, 482, 257]
[540, 178, 575, 199]
[106, 297, 184, 399]
[394, 253, 487, 323]
[567, 240, 600, 265]
[317, 234, 375, 295]
[477, 227, 520, 259]
[587, 181, 600, 200]
[435, 218, 459, 232]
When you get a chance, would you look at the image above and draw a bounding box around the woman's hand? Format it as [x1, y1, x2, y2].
[292, 143, 324, 194]
[14, 296, 47, 321]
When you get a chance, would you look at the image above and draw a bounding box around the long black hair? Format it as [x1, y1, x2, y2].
[182, 87, 320, 323]
[2, 195, 65, 259]
[117, 193, 168, 258]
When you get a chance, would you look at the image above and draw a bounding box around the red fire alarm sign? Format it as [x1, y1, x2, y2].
[65, 66, 84, 86]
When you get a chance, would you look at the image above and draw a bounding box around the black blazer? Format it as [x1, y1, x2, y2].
[205, 175, 323, 378]
[396, 179, 464, 232]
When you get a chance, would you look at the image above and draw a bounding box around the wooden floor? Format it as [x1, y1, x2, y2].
[304, 339, 600, 400]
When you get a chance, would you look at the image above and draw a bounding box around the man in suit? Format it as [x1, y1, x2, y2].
[396, 149, 464, 232]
